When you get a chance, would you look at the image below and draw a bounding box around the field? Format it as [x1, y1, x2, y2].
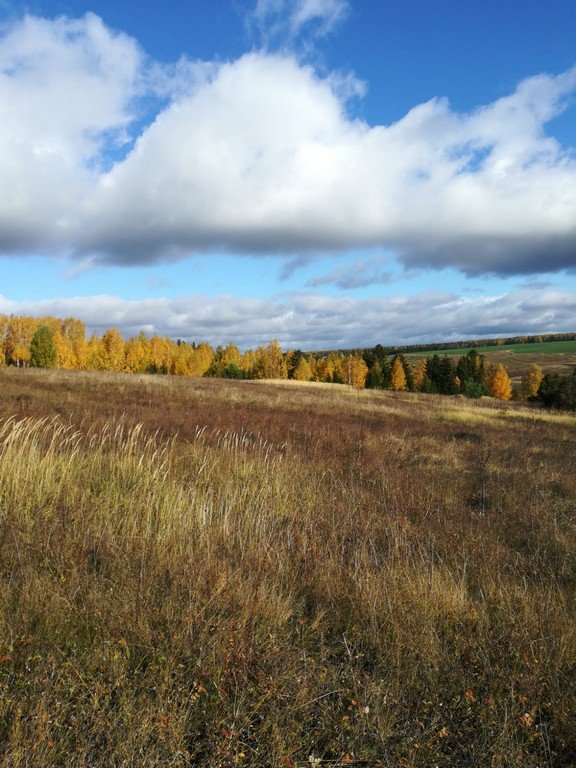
[405, 342, 576, 389]
[404, 340, 576, 358]
[0, 367, 576, 766]
[435, 341, 576, 356]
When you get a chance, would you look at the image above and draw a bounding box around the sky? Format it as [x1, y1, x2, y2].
[1, 0, 576, 350]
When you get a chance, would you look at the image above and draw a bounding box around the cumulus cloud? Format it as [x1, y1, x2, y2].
[307, 255, 392, 288]
[80, 53, 576, 275]
[0, 13, 211, 252]
[0, 13, 143, 252]
[2, 287, 575, 350]
[0, 14, 576, 277]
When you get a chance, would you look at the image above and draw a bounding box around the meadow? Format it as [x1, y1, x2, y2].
[0, 366, 575, 766]
[416, 341, 576, 356]
[405, 343, 576, 389]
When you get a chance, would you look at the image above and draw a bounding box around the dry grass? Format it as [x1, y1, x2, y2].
[0, 367, 575, 766]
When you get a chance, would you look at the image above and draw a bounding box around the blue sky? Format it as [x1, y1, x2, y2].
[1, 0, 576, 348]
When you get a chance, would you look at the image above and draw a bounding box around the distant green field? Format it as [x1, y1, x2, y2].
[408, 340, 576, 357]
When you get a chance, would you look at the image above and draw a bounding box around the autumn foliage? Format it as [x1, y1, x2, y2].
[0, 315, 370, 387]
[522, 363, 544, 398]
[488, 363, 513, 400]
[390, 355, 408, 390]
[0, 313, 534, 402]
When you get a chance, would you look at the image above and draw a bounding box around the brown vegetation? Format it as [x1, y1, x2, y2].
[484, 351, 576, 387]
[0, 368, 575, 766]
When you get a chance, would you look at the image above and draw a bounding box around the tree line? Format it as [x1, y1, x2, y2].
[331, 332, 576, 357]
[0, 315, 368, 387]
[2, 314, 575, 407]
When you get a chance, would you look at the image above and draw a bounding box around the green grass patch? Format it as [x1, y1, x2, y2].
[408, 340, 576, 357]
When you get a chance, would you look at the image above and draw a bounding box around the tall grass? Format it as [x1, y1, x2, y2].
[0, 371, 575, 765]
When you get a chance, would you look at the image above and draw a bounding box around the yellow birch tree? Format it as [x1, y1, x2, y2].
[61, 318, 88, 369]
[149, 335, 171, 374]
[124, 336, 150, 373]
[53, 330, 76, 369]
[86, 334, 106, 370]
[314, 355, 334, 382]
[338, 354, 368, 388]
[0, 314, 9, 365]
[5, 316, 37, 366]
[187, 342, 214, 377]
[293, 355, 314, 382]
[522, 364, 543, 399]
[102, 328, 125, 372]
[255, 341, 287, 379]
[240, 348, 256, 378]
[489, 363, 512, 400]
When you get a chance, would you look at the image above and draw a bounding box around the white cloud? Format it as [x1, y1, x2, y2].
[79, 53, 576, 276]
[0, 14, 576, 277]
[77, 53, 362, 263]
[0, 13, 144, 252]
[251, 0, 349, 46]
[2, 287, 575, 350]
[291, 0, 349, 32]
